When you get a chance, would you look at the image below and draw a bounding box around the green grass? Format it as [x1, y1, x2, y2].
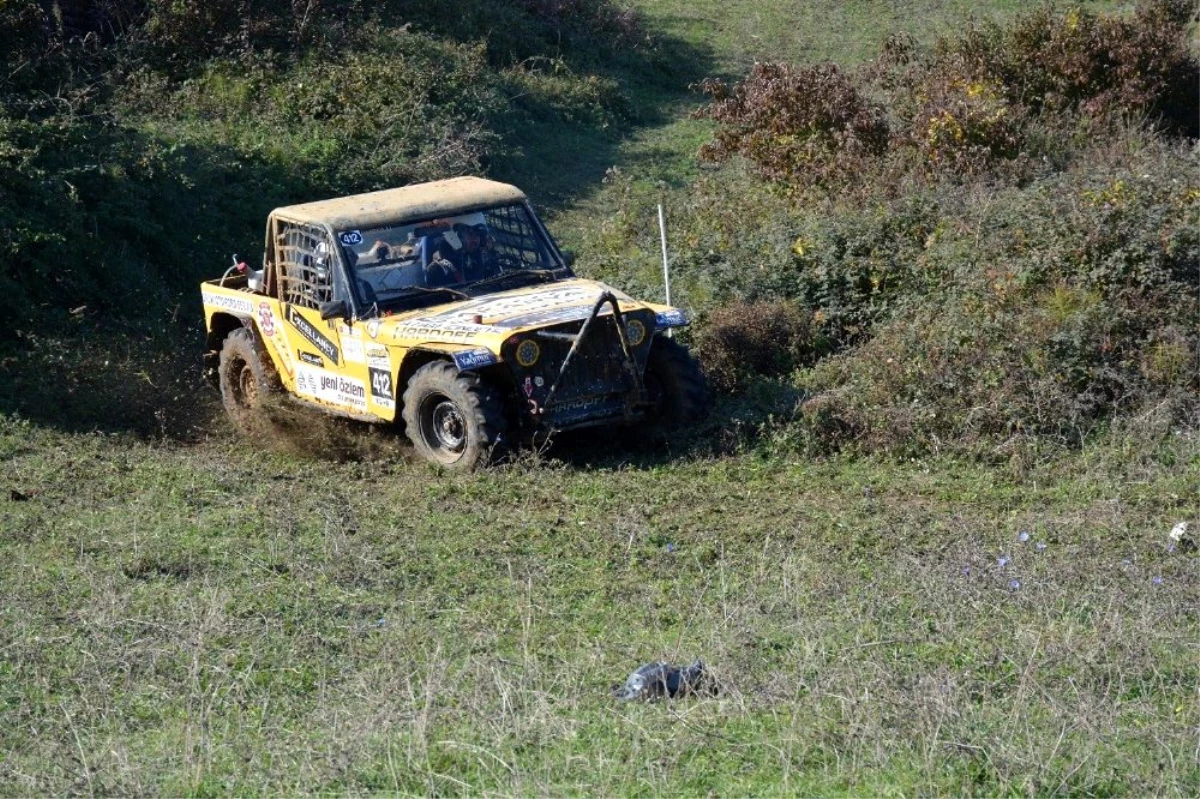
[634, 0, 1135, 75]
[1, 413, 1197, 795]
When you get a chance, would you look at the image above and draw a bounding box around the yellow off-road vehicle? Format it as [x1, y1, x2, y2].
[201, 177, 707, 468]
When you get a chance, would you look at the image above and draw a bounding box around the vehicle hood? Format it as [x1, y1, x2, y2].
[374, 278, 660, 352]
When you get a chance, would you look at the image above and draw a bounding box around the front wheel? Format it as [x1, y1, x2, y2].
[644, 336, 710, 427]
[401, 361, 507, 470]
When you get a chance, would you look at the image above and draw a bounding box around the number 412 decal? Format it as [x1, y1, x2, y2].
[369, 368, 392, 400]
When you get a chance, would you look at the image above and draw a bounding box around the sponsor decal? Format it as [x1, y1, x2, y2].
[492, 306, 601, 331]
[523, 376, 539, 415]
[286, 306, 339, 364]
[298, 351, 323, 366]
[655, 309, 688, 328]
[452, 348, 497, 371]
[553, 395, 605, 413]
[342, 336, 365, 364]
[258, 302, 275, 336]
[366, 320, 381, 340]
[534, 376, 545, 387]
[394, 321, 504, 341]
[338, 230, 363, 246]
[202, 291, 254, 315]
[515, 339, 541, 367]
[368, 367, 395, 410]
[424, 285, 615, 323]
[295, 364, 367, 410]
[365, 342, 391, 371]
[551, 396, 625, 424]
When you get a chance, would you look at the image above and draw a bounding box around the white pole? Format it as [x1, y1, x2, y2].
[657, 203, 673, 337]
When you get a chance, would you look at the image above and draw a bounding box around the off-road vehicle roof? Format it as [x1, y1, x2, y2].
[273, 176, 527, 229]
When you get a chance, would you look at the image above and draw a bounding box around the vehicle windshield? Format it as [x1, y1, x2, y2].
[336, 203, 568, 312]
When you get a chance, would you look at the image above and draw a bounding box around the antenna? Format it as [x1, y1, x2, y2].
[658, 203, 673, 338]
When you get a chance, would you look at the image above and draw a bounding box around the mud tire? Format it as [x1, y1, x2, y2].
[644, 336, 710, 427]
[402, 361, 507, 470]
[218, 327, 277, 431]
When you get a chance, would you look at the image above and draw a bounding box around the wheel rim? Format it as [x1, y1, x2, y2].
[237, 362, 258, 408]
[422, 396, 467, 460]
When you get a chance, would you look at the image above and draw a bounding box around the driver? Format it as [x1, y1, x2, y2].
[453, 223, 500, 282]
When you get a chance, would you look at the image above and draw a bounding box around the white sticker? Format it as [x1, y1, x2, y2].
[365, 342, 391, 370]
[294, 364, 367, 410]
[202, 291, 254, 315]
[342, 336, 365, 364]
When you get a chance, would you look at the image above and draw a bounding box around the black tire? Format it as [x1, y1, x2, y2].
[218, 327, 277, 431]
[401, 361, 507, 470]
[644, 336, 710, 427]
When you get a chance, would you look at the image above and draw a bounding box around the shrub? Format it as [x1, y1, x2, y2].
[792, 143, 1199, 457]
[695, 301, 821, 393]
[133, 0, 648, 74]
[693, 62, 890, 188]
[696, 3, 1199, 187]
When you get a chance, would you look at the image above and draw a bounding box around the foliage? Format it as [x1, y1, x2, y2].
[0, 0, 655, 335]
[793, 140, 1199, 456]
[695, 2, 1199, 184]
[694, 300, 821, 393]
[694, 62, 889, 188]
[131, 0, 648, 74]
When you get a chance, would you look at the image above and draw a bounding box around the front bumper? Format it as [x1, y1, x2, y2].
[503, 292, 656, 431]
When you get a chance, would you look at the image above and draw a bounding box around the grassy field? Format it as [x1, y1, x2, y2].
[2, 413, 1197, 795]
[2, 0, 1197, 795]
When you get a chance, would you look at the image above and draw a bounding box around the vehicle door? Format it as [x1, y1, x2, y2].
[271, 217, 375, 418]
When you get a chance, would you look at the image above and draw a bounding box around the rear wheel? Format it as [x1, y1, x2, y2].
[402, 361, 506, 470]
[644, 336, 710, 427]
[218, 328, 277, 431]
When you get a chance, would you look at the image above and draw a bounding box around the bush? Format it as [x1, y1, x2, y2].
[695, 301, 822, 393]
[133, 0, 647, 74]
[793, 143, 1199, 456]
[695, 2, 1199, 186]
[694, 62, 890, 189]
[121, 30, 506, 191]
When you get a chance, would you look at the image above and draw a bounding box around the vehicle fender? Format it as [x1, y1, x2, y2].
[397, 343, 507, 392]
[204, 310, 289, 389]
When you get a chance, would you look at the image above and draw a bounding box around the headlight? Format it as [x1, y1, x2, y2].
[625, 318, 647, 346]
[515, 339, 541, 367]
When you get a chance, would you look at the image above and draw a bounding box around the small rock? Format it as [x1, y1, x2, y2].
[1169, 521, 1195, 552]
[1018, 531, 1030, 543]
[613, 660, 709, 701]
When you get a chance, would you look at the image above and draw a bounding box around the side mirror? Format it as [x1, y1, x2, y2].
[561, 250, 577, 267]
[319, 299, 349, 321]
